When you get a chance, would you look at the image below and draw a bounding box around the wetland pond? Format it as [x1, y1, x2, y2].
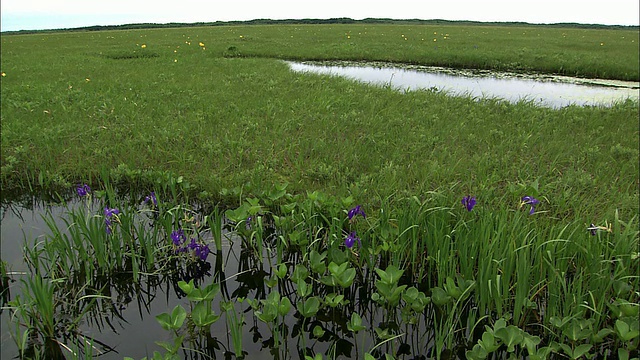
[1, 192, 638, 359]
[0, 198, 444, 359]
[286, 61, 639, 108]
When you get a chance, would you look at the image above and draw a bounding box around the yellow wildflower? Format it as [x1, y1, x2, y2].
[199, 42, 205, 47]
[1, 72, 5, 77]
[141, 44, 147, 48]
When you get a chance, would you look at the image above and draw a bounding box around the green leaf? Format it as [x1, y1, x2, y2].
[199, 283, 220, 301]
[312, 325, 325, 338]
[572, 344, 593, 359]
[616, 319, 640, 341]
[562, 320, 592, 342]
[521, 333, 541, 354]
[444, 276, 462, 299]
[298, 296, 321, 318]
[324, 293, 345, 308]
[278, 297, 292, 316]
[466, 344, 489, 360]
[328, 261, 348, 276]
[309, 250, 327, 274]
[430, 286, 452, 307]
[375, 264, 404, 285]
[618, 348, 630, 360]
[275, 263, 287, 279]
[291, 264, 309, 283]
[347, 312, 366, 332]
[178, 280, 195, 296]
[495, 326, 524, 352]
[479, 331, 500, 352]
[297, 280, 312, 297]
[592, 328, 614, 343]
[155, 305, 186, 331]
[336, 267, 356, 288]
[404, 287, 419, 303]
[192, 301, 220, 327]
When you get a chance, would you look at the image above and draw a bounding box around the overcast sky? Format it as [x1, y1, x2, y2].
[1, 0, 639, 32]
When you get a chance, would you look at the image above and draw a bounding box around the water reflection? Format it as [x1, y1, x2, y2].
[287, 61, 639, 108]
[0, 199, 487, 359]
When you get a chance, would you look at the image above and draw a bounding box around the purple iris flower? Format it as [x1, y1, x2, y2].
[104, 207, 120, 234]
[347, 205, 366, 221]
[462, 196, 476, 212]
[521, 196, 540, 215]
[345, 231, 361, 249]
[145, 192, 157, 206]
[76, 184, 91, 197]
[195, 244, 210, 261]
[171, 229, 186, 246]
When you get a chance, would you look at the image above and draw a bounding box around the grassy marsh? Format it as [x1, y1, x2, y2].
[1, 24, 638, 222]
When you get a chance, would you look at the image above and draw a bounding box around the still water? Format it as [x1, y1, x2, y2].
[0, 201, 385, 359]
[0, 201, 269, 359]
[287, 61, 639, 108]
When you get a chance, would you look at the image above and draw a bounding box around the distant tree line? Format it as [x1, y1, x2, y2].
[3, 17, 637, 34]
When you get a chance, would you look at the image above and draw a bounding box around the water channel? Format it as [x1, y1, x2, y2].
[286, 61, 639, 108]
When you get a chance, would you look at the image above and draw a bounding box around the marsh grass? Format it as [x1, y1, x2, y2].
[1, 24, 638, 224]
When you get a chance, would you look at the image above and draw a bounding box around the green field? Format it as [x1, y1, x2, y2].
[1, 23, 638, 220]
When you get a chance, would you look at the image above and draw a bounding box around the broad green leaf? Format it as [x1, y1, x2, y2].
[199, 283, 220, 301]
[192, 301, 220, 327]
[309, 250, 327, 274]
[347, 312, 366, 332]
[298, 296, 320, 318]
[155, 305, 186, 331]
[572, 344, 593, 359]
[465, 344, 489, 360]
[479, 331, 500, 352]
[430, 287, 452, 307]
[336, 267, 356, 288]
[275, 263, 287, 279]
[278, 297, 292, 316]
[375, 264, 403, 285]
[291, 264, 309, 283]
[312, 325, 325, 338]
[618, 348, 630, 360]
[178, 280, 195, 296]
[615, 319, 640, 341]
[495, 326, 524, 352]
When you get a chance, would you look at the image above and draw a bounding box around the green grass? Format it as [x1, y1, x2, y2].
[1, 23, 638, 223]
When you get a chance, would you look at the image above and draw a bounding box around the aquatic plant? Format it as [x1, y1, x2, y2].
[344, 231, 360, 249]
[76, 183, 91, 197]
[520, 195, 540, 215]
[462, 195, 476, 212]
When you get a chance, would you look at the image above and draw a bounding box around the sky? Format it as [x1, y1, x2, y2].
[1, 0, 639, 32]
